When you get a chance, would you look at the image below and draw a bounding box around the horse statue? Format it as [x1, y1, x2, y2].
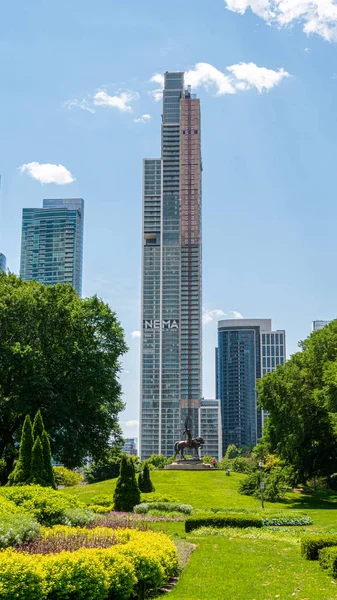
[174, 436, 205, 460]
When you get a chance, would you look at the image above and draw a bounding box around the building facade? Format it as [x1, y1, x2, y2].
[199, 399, 222, 461]
[140, 72, 202, 459]
[0, 253, 6, 272]
[122, 438, 138, 456]
[216, 319, 286, 453]
[312, 320, 331, 331]
[20, 198, 84, 296]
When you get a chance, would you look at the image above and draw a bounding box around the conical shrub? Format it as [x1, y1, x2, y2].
[41, 430, 56, 489]
[139, 462, 155, 493]
[8, 415, 34, 485]
[32, 409, 44, 441]
[114, 455, 140, 512]
[29, 436, 48, 486]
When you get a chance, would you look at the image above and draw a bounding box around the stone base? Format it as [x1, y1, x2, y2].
[164, 459, 214, 470]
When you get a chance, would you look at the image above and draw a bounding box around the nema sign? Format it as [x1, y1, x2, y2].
[143, 319, 179, 330]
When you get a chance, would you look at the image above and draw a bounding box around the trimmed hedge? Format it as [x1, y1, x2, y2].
[301, 534, 337, 560]
[185, 513, 263, 533]
[319, 546, 337, 577]
[0, 549, 45, 600]
[134, 502, 192, 515]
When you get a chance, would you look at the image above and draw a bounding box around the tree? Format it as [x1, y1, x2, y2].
[224, 444, 240, 460]
[0, 274, 127, 467]
[41, 430, 56, 489]
[138, 462, 155, 493]
[29, 437, 48, 486]
[113, 455, 140, 512]
[32, 410, 44, 441]
[8, 415, 34, 485]
[257, 321, 337, 483]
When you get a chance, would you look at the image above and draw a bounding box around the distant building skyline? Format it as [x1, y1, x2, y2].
[216, 319, 286, 452]
[20, 198, 84, 296]
[312, 320, 331, 331]
[140, 72, 202, 459]
[0, 253, 6, 272]
[122, 437, 138, 456]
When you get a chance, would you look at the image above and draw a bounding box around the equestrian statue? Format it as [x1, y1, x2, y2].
[174, 415, 204, 460]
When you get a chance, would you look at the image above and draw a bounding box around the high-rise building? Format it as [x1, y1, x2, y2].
[140, 72, 202, 459]
[20, 198, 84, 296]
[312, 320, 331, 331]
[199, 399, 222, 461]
[0, 253, 6, 272]
[216, 319, 286, 452]
[122, 438, 138, 456]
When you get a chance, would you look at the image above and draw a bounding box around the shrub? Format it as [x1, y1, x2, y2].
[41, 431, 56, 489]
[202, 456, 214, 465]
[262, 514, 312, 526]
[301, 534, 337, 560]
[0, 548, 46, 600]
[84, 457, 121, 484]
[0, 485, 91, 526]
[146, 454, 168, 469]
[90, 495, 112, 507]
[319, 546, 337, 576]
[138, 463, 155, 493]
[43, 548, 109, 600]
[0, 515, 40, 548]
[93, 548, 136, 599]
[140, 492, 176, 503]
[134, 502, 192, 515]
[238, 467, 291, 501]
[0, 495, 25, 516]
[87, 505, 113, 514]
[185, 513, 263, 533]
[63, 507, 95, 527]
[53, 466, 84, 487]
[32, 409, 44, 441]
[114, 455, 140, 512]
[29, 437, 48, 486]
[8, 415, 34, 485]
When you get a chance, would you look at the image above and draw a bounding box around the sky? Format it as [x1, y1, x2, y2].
[2, 0, 337, 440]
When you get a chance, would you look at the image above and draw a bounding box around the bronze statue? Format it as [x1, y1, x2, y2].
[174, 415, 204, 460]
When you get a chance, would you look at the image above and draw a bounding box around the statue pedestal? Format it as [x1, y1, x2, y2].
[164, 458, 214, 470]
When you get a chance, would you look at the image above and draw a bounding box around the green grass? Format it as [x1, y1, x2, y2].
[63, 471, 337, 599]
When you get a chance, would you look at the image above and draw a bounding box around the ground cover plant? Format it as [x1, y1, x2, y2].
[134, 502, 192, 515]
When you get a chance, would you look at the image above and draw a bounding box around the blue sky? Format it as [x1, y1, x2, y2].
[2, 0, 337, 439]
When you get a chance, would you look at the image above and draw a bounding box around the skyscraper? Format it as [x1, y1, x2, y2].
[312, 320, 331, 331]
[216, 319, 286, 452]
[0, 253, 6, 272]
[140, 72, 202, 459]
[20, 198, 84, 296]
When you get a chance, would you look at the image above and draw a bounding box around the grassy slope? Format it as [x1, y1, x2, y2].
[64, 471, 337, 600]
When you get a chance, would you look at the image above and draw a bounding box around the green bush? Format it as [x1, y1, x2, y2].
[146, 454, 168, 469]
[114, 455, 140, 512]
[41, 431, 56, 489]
[140, 492, 176, 503]
[134, 502, 193, 515]
[94, 548, 136, 600]
[319, 546, 337, 576]
[8, 415, 34, 486]
[138, 463, 155, 493]
[87, 505, 113, 514]
[185, 513, 263, 533]
[0, 515, 40, 548]
[53, 466, 84, 487]
[90, 495, 112, 506]
[0, 495, 25, 516]
[222, 457, 255, 474]
[0, 548, 46, 600]
[43, 549, 109, 600]
[0, 486, 92, 526]
[301, 534, 337, 560]
[29, 437, 48, 486]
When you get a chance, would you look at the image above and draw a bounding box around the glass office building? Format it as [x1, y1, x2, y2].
[0, 253, 6, 272]
[20, 198, 84, 296]
[216, 319, 286, 452]
[199, 399, 222, 461]
[312, 320, 331, 331]
[140, 72, 202, 459]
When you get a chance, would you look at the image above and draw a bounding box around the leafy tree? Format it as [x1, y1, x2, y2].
[32, 409, 44, 441]
[138, 462, 155, 493]
[113, 455, 140, 512]
[224, 444, 240, 460]
[257, 322, 337, 482]
[41, 430, 56, 489]
[29, 436, 48, 486]
[8, 415, 34, 485]
[0, 274, 127, 467]
[146, 454, 167, 468]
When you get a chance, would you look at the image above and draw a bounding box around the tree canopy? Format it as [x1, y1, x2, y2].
[0, 273, 127, 467]
[257, 321, 337, 482]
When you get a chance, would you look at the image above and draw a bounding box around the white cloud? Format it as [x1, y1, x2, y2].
[93, 89, 139, 112]
[150, 62, 290, 100]
[131, 330, 141, 339]
[124, 419, 139, 427]
[203, 308, 244, 325]
[224, 0, 337, 41]
[18, 162, 75, 185]
[65, 98, 95, 114]
[227, 62, 290, 93]
[150, 73, 165, 101]
[134, 114, 151, 124]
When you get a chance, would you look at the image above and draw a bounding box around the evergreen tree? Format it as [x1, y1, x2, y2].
[138, 471, 143, 490]
[8, 415, 34, 485]
[114, 455, 140, 512]
[138, 462, 155, 493]
[32, 409, 44, 441]
[41, 430, 56, 489]
[29, 436, 48, 486]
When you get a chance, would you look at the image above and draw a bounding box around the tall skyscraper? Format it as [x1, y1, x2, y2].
[140, 72, 202, 459]
[0, 253, 6, 272]
[216, 319, 286, 452]
[312, 320, 331, 331]
[20, 198, 84, 296]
